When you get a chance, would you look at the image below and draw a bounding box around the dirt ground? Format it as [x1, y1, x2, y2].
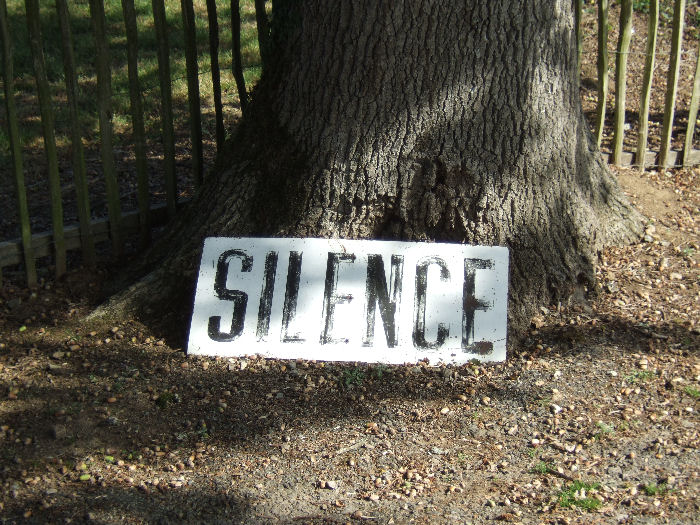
[1, 6, 699, 525]
[0, 166, 698, 524]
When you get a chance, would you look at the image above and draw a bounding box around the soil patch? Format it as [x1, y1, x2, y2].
[0, 167, 697, 524]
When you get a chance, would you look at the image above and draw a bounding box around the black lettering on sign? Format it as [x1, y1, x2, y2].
[208, 249, 252, 342]
[363, 254, 404, 347]
[462, 258, 494, 355]
[413, 257, 450, 349]
[320, 252, 356, 344]
[256, 251, 278, 340]
[281, 251, 304, 342]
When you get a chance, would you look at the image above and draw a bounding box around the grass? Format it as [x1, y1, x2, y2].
[532, 460, 555, 475]
[593, 421, 615, 440]
[558, 481, 602, 511]
[684, 386, 700, 399]
[0, 0, 261, 177]
[625, 370, 654, 384]
[642, 482, 672, 497]
[341, 367, 365, 387]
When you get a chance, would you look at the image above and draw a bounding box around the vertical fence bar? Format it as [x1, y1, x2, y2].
[595, 0, 609, 147]
[659, 0, 686, 168]
[89, 0, 123, 258]
[613, 0, 633, 165]
[637, 0, 659, 171]
[683, 43, 700, 166]
[122, 0, 150, 247]
[151, 0, 177, 219]
[25, 0, 66, 278]
[206, 0, 225, 153]
[181, 0, 203, 187]
[575, 0, 583, 73]
[56, 0, 95, 267]
[254, 0, 270, 74]
[231, 0, 248, 114]
[0, 0, 36, 287]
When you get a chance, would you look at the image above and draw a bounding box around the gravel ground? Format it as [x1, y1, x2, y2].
[0, 167, 698, 524]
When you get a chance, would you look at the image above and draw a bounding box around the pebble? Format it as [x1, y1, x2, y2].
[440, 407, 450, 415]
[51, 425, 67, 440]
[325, 480, 338, 490]
[669, 272, 683, 280]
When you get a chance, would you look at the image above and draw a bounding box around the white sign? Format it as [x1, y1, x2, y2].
[188, 238, 509, 364]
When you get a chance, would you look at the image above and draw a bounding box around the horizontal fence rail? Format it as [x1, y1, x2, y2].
[0, 0, 699, 287]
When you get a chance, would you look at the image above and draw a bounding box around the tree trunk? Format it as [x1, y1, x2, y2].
[96, 0, 642, 344]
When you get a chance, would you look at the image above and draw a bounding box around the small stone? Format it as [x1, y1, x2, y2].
[202, 361, 209, 371]
[51, 425, 67, 440]
[180, 362, 189, 369]
[325, 480, 338, 490]
[643, 234, 654, 243]
[51, 351, 65, 360]
[368, 493, 380, 501]
[550, 404, 563, 414]
[106, 397, 117, 404]
[481, 396, 491, 405]
[669, 272, 683, 280]
[440, 407, 450, 415]
[604, 281, 619, 293]
[69, 344, 80, 351]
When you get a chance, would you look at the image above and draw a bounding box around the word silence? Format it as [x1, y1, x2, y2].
[188, 238, 509, 364]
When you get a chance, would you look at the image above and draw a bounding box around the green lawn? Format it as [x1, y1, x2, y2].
[0, 0, 260, 173]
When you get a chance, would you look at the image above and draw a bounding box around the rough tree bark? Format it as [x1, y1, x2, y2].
[97, 0, 642, 343]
